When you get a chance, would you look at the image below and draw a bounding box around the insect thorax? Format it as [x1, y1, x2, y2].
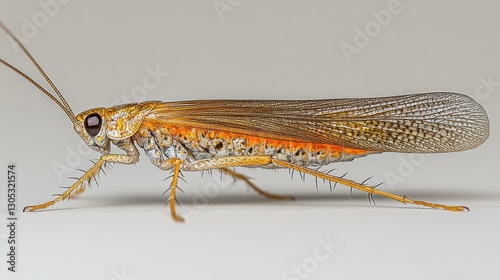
[132, 124, 376, 170]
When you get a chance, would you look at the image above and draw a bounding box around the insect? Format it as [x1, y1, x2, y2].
[1, 21, 490, 222]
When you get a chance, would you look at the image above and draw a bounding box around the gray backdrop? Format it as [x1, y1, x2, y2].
[1, 1, 499, 279]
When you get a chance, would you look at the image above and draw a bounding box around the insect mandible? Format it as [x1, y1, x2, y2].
[0, 21, 490, 222]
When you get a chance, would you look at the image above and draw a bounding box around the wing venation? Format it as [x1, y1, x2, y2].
[144, 92, 489, 153]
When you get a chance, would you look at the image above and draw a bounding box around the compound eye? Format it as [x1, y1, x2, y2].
[84, 113, 102, 137]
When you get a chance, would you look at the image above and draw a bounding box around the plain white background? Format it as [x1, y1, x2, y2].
[1, 1, 499, 279]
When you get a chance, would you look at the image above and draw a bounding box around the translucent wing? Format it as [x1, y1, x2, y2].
[144, 92, 489, 153]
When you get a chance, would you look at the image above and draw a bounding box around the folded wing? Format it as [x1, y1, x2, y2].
[145, 92, 489, 153]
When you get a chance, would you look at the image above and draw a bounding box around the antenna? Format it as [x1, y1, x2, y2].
[0, 20, 77, 125]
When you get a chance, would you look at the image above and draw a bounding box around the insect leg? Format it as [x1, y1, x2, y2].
[183, 156, 468, 212]
[160, 158, 184, 222]
[219, 167, 294, 200]
[271, 159, 469, 212]
[23, 154, 137, 212]
[24, 139, 140, 212]
[185, 155, 273, 170]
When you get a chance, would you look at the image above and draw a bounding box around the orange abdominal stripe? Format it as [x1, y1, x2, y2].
[147, 124, 374, 165]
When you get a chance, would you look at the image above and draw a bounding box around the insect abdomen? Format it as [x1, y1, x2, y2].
[136, 125, 377, 168]
[162, 126, 375, 167]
